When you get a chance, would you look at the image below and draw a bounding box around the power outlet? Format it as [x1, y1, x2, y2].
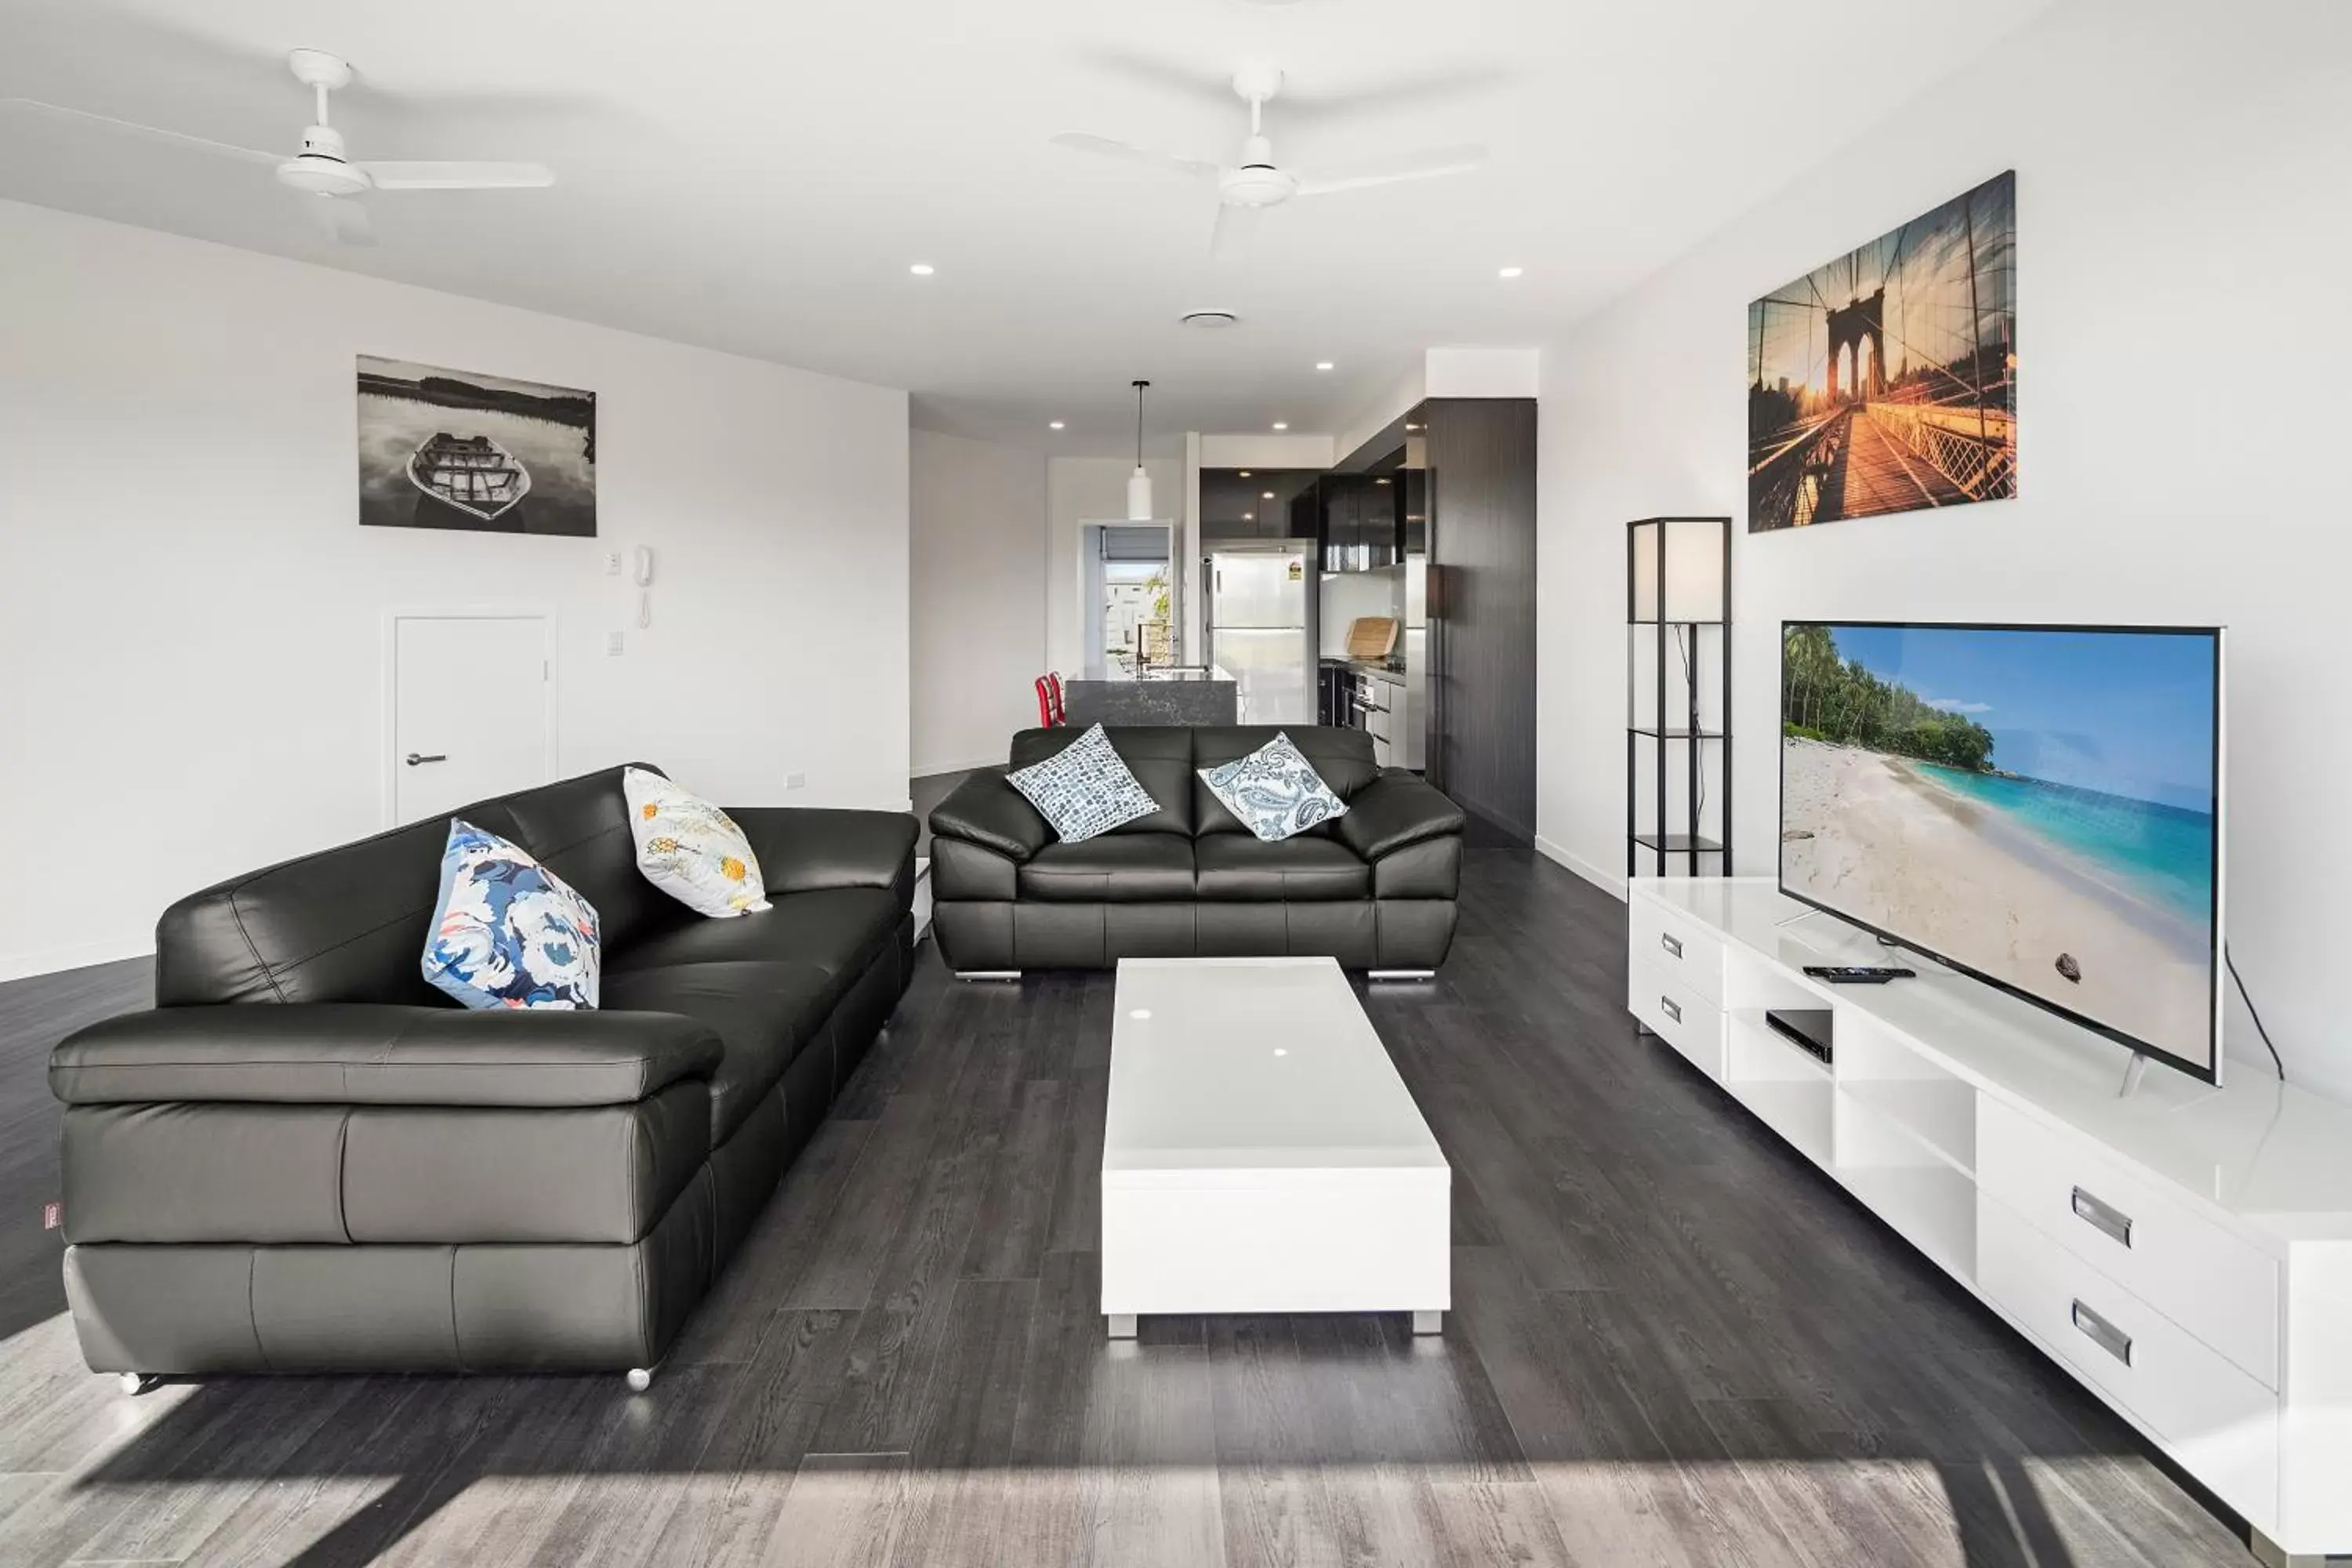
[786, 772, 807, 791]
[606, 630, 625, 656]
[602, 550, 623, 576]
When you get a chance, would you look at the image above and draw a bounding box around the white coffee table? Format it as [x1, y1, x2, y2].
[1100, 956, 1450, 1338]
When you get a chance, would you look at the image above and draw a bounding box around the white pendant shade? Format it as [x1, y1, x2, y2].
[1127, 465, 1153, 521]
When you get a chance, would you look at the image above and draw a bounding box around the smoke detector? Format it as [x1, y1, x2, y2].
[1181, 310, 1240, 329]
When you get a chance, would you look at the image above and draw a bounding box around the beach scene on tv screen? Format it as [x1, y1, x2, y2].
[1780, 624, 2217, 1069]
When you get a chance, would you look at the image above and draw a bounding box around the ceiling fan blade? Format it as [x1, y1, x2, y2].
[0, 96, 280, 164]
[1294, 144, 1488, 198]
[1050, 132, 1218, 180]
[360, 161, 555, 191]
[1209, 201, 1262, 260]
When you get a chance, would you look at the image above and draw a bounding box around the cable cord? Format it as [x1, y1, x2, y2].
[2224, 944, 2286, 1083]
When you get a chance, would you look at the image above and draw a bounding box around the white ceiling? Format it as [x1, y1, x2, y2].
[0, 0, 2052, 452]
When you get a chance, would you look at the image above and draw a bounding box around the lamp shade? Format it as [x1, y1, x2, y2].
[1127, 465, 1153, 521]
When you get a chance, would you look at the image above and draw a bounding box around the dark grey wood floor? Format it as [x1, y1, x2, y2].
[0, 853, 2254, 1567]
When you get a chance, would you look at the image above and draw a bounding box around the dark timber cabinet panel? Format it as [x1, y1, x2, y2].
[1424, 397, 1537, 841]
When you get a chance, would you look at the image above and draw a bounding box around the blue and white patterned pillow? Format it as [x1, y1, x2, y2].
[1200, 731, 1349, 842]
[421, 820, 601, 1010]
[1006, 723, 1160, 844]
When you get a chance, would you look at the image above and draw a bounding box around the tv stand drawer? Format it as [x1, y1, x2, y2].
[1978, 1097, 2278, 1387]
[1628, 955, 1721, 1077]
[1628, 891, 1723, 1007]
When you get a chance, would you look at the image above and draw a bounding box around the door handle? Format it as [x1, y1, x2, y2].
[405, 753, 448, 767]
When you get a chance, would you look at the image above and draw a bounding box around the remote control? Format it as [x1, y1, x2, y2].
[1802, 964, 1917, 984]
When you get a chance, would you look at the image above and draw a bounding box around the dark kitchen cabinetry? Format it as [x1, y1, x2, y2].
[1319, 473, 1404, 572]
[1201, 468, 1318, 541]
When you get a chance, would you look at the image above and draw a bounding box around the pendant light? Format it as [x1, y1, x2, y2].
[1127, 379, 1153, 521]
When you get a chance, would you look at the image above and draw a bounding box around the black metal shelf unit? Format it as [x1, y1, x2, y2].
[1626, 517, 1731, 880]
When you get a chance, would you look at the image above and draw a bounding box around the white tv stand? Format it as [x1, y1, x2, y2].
[1627, 878, 2352, 1566]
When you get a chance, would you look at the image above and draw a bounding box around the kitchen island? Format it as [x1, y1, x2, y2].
[1063, 665, 1239, 727]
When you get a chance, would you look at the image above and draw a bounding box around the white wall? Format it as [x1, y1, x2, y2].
[1044, 455, 1185, 676]
[1534, 0, 2352, 1097]
[0, 199, 910, 979]
[909, 429, 1044, 774]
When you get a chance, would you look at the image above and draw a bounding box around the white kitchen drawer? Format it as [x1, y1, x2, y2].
[1978, 1097, 2278, 1388]
[1629, 953, 1722, 1078]
[1628, 891, 1724, 1007]
[1978, 1196, 2278, 1524]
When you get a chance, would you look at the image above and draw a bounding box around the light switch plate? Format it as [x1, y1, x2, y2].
[602, 550, 622, 575]
[606, 630, 625, 655]
[786, 773, 807, 790]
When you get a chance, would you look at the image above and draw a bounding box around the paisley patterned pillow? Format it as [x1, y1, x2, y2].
[421, 820, 601, 1010]
[625, 767, 772, 919]
[1006, 723, 1160, 844]
[1200, 731, 1351, 842]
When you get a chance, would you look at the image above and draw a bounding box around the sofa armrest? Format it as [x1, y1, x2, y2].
[1338, 772, 1467, 862]
[730, 807, 918, 898]
[927, 769, 1050, 862]
[50, 1005, 724, 1109]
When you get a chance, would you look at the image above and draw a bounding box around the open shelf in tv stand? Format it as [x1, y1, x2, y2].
[1626, 876, 2352, 1566]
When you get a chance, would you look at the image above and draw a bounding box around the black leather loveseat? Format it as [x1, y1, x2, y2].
[927, 725, 1465, 975]
[49, 764, 916, 1385]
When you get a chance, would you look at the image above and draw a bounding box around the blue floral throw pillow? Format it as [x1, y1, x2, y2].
[1200, 731, 1350, 841]
[1006, 723, 1160, 844]
[422, 820, 601, 1010]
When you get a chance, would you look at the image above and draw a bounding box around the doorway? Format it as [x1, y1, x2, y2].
[387, 612, 554, 824]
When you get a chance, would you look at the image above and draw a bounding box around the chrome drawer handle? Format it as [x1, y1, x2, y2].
[2071, 1186, 2133, 1249]
[1660, 932, 1684, 960]
[2071, 1299, 2132, 1367]
[1659, 996, 1682, 1024]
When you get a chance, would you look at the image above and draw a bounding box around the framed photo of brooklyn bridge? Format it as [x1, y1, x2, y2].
[1747, 170, 2016, 532]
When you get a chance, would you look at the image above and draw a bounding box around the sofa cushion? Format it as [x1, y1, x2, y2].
[600, 960, 837, 1144]
[421, 821, 601, 1011]
[1009, 726, 1195, 836]
[1018, 835, 1196, 902]
[624, 768, 772, 919]
[1193, 836, 1371, 901]
[1191, 727, 1380, 836]
[1005, 723, 1160, 844]
[1197, 731, 1350, 841]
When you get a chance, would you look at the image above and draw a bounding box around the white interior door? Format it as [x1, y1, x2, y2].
[392, 615, 552, 823]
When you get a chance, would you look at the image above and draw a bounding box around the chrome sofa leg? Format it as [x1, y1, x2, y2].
[955, 971, 1022, 982]
[116, 1372, 162, 1396]
[1368, 969, 1437, 982]
[625, 1366, 655, 1393]
[1412, 1311, 1443, 1335]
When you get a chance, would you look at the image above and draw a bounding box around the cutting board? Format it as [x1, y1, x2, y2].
[1345, 617, 1400, 659]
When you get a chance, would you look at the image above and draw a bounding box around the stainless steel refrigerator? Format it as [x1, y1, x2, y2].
[1206, 545, 1312, 725]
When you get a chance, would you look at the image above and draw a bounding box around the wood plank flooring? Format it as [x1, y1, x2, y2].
[0, 853, 2256, 1567]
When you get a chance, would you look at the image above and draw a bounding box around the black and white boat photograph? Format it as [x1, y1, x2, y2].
[357, 354, 596, 534]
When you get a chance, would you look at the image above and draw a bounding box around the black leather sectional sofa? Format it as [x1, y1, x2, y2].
[927, 725, 1465, 975]
[49, 764, 916, 1382]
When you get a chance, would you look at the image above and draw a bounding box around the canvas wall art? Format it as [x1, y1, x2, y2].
[358, 356, 597, 535]
[1748, 170, 2016, 532]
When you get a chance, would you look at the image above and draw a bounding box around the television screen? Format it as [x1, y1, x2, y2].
[1779, 622, 2223, 1081]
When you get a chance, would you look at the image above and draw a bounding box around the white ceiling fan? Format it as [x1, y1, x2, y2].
[1052, 61, 1486, 256]
[0, 49, 555, 247]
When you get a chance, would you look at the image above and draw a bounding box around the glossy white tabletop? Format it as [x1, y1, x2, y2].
[1104, 957, 1446, 1175]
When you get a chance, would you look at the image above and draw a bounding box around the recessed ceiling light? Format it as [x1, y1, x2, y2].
[1049, 420, 1065, 430]
[1129, 1008, 1151, 1019]
[1375, 477, 1392, 485]
[909, 263, 935, 276]
[1498, 265, 1524, 279]
[1243, 512, 1255, 521]
[1272, 422, 1289, 431]
[1316, 361, 1334, 372]
[1261, 491, 1276, 499]
[1238, 470, 1252, 477]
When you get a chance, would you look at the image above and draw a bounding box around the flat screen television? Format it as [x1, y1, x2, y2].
[1779, 622, 2223, 1083]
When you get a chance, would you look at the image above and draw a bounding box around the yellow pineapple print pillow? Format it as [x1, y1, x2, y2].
[622, 767, 773, 919]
